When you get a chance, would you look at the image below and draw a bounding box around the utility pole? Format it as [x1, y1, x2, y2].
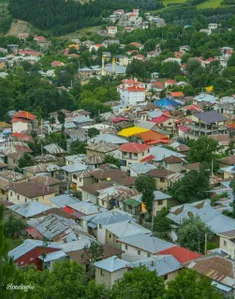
[204, 233, 208, 255]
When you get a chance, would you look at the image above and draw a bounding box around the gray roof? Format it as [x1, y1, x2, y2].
[103, 221, 150, 238]
[194, 111, 227, 124]
[83, 210, 133, 229]
[49, 195, 79, 208]
[39, 250, 67, 262]
[27, 214, 84, 240]
[167, 200, 235, 234]
[135, 120, 156, 130]
[61, 237, 96, 253]
[104, 63, 126, 74]
[150, 145, 185, 162]
[153, 191, 172, 201]
[117, 233, 174, 254]
[89, 134, 128, 145]
[129, 163, 156, 175]
[131, 255, 182, 276]
[194, 93, 218, 103]
[147, 110, 162, 118]
[65, 154, 86, 164]
[68, 201, 107, 215]
[8, 202, 51, 218]
[73, 115, 92, 124]
[43, 143, 66, 155]
[8, 239, 60, 261]
[94, 256, 130, 272]
[61, 163, 87, 173]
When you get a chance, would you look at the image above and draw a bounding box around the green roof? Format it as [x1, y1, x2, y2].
[124, 198, 141, 208]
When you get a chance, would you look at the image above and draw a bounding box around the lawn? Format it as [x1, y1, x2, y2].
[197, 0, 223, 9]
[162, 0, 187, 6]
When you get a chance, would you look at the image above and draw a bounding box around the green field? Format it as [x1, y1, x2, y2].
[197, 0, 223, 9]
[162, 0, 187, 6]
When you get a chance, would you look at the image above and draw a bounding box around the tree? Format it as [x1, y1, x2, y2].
[177, 216, 213, 253]
[153, 208, 173, 240]
[4, 214, 26, 239]
[0, 205, 28, 299]
[19, 153, 35, 168]
[166, 269, 222, 299]
[103, 155, 121, 168]
[187, 136, 219, 164]
[69, 140, 86, 154]
[135, 175, 156, 213]
[168, 164, 210, 204]
[229, 179, 235, 218]
[109, 266, 165, 299]
[23, 260, 107, 299]
[87, 128, 100, 139]
[81, 241, 103, 278]
[57, 110, 66, 124]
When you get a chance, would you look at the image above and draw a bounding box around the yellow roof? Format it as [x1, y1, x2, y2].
[0, 122, 11, 129]
[118, 126, 149, 137]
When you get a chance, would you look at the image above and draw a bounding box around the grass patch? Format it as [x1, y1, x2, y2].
[197, 0, 223, 9]
[162, 0, 187, 6]
[59, 26, 102, 40]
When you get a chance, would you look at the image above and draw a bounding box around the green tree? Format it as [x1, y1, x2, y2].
[103, 155, 121, 168]
[168, 164, 210, 204]
[88, 128, 100, 138]
[19, 153, 35, 169]
[135, 175, 156, 213]
[229, 179, 235, 218]
[57, 110, 66, 124]
[177, 216, 213, 253]
[0, 205, 28, 299]
[109, 266, 165, 299]
[4, 214, 26, 239]
[166, 269, 222, 299]
[188, 136, 219, 164]
[153, 207, 173, 240]
[70, 140, 86, 154]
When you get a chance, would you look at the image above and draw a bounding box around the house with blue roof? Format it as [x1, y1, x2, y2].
[153, 98, 181, 110]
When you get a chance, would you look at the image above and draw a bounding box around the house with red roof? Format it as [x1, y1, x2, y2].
[117, 79, 146, 106]
[151, 114, 178, 134]
[148, 81, 164, 92]
[158, 246, 201, 263]
[168, 91, 185, 104]
[119, 142, 153, 167]
[129, 42, 144, 51]
[107, 26, 117, 35]
[34, 36, 46, 44]
[51, 61, 65, 68]
[165, 80, 177, 88]
[11, 111, 37, 134]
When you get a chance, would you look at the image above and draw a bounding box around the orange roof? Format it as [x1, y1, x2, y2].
[13, 111, 36, 120]
[169, 91, 185, 97]
[119, 142, 150, 153]
[227, 123, 235, 128]
[127, 86, 146, 92]
[136, 130, 169, 145]
[140, 155, 155, 162]
[158, 246, 201, 263]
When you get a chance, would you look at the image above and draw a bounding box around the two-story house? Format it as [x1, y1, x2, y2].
[119, 142, 154, 167]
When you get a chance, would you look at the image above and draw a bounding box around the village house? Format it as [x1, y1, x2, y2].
[8, 181, 57, 206]
[119, 142, 153, 167]
[107, 26, 117, 35]
[11, 111, 37, 133]
[217, 230, 235, 260]
[86, 142, 118, 159]
[8, 201, 52, 219]
[152, 191, 173, 216]
[147, 169, 175, 191]
[22, 163, 61, 178]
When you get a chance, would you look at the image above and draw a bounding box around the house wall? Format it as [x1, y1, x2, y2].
[12, 122, 28, 133]
[97, 224, 106, 244]
[152, 199, 167, 216]
[8, 190, 56, 206]
[120, 242, 153, 262]
[15, 247, 59, 270]
[154, 178, 169, 191]
[219, 236, 235, 259]
[164, 162, 183, 173]
[81, 190, 97, 204]
[119, 89, 146, 106]
[72, 176, 94, 191]
[105, 230, 121, 250]
[8, 156, 19, 169]
[121, 149, 150, 167]
[0, 189, 8, 200]
[95, 267, 128, 289]
[223, 171, 234, 180]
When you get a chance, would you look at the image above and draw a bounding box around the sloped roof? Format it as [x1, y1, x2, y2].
[94, 256, 131, 272]
[89, 134, 128, 145]
[86, 142, 118, 153]
[8, 202, 51, 218]
[136, 130, 169, 145]
[13, 111, 36, 120]
[147, 169, 174, 178]
[9, 182, 56, 199]
[129, 163, 156, 174]
[158, 246, 201, 263]
[164, 155, 183, 164]
[119, 142, 150, 153]
[8, 239, 60, 261]
[49, 195, 79, 208]
[61, 163, 87, 173]
[118, 126, 149, 137]
[117, 233, 174, 254]
[194, 111, 227, 124]
[43, 143, 66, 155]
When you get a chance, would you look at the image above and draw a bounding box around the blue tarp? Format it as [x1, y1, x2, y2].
[153, 98, 181, 108]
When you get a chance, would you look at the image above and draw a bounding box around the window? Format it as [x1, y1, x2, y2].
[109, 233, 112, 239]
[163, 274, 168, 281]
[168, 122, 172, 125]
[73, 174, 77, 180]
[125, 245, 128, 250]
[99, 224, 102, 229]
[20, 261, 24, 265]
[25, 198, 27, 203]
[147, 253, 151, 257]
[224, 240, 227, 247]
[142, 152, 144, 156]
[100, 270, 104, 276]
[17, 195, 20, 200]
[10, 192, 12, 196]
[129, 153, 132, 159]
[29, 257, 34, 261]
[79, 178, 82, 182]
[158, 200, 163, 205]
[134, 153, 138, 157]
[137, 250, 141, 255]
[35, 198, 38, 201]
[160, 178, 165, 182]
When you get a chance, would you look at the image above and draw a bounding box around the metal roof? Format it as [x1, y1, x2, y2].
[61, 163, 87, 173]
[43, 143, 66, 155]
[103, 221, 150, 238]
[8, 239, 60, 261]
[88, 134, 128, 145]
[153, 191, 172, 201]
[150, 145, 185, 162]
[94, 255, 130, 272]
[39, 250, 67, 262]
[8, 202, 51, 218]
[194, 111, 227, 124]
[129, 163, 156, 175]
[49, 195, 79, 208]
